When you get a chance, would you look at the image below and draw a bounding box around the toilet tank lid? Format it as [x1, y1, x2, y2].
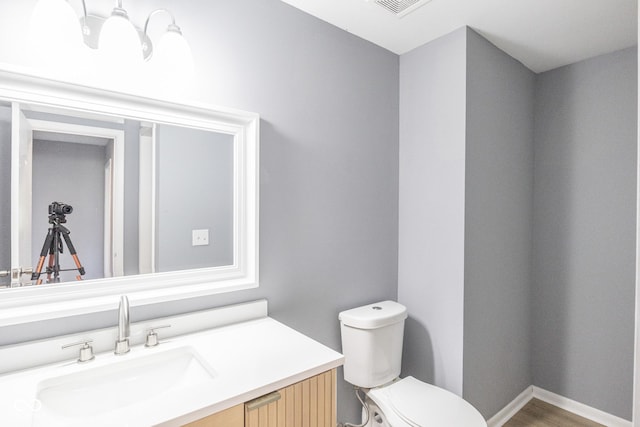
[339, 300, 408, 329]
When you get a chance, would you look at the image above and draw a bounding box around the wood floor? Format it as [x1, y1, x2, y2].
[503, 399, 605, 427]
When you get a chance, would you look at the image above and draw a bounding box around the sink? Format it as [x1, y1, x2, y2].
[34, 346, 216, 421]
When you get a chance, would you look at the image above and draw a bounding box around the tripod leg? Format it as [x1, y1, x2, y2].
[51, 231, 62, 283]
[61, 232, 85, 281]
[46, 241, 55, 283]
[31, 229, 55, 285]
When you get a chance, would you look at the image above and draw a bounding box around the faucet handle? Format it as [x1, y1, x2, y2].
[62, 340, 95, 363]
[145, 325, 171, 347]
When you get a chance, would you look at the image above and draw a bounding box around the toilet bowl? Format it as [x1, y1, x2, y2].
[364, 377, 486, 426]
[339, 301, 486, 427]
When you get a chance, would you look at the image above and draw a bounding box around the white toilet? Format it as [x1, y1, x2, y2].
[339, 300, 487, 427]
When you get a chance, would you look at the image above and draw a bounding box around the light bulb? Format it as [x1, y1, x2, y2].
[98, 9, 143, 66]
[29, 0, 83, 66]
[152, 28, 194, 83]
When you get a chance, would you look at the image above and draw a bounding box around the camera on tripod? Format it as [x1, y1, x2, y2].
[32, 201, 85, 284]
[49, 202, 73, 216]
[48, 202, 73, 224]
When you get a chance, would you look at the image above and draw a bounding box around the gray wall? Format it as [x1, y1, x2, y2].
[398, 27, 467, 396]
[31, 139, 106, 282]
[0, 0, 399, 423]
[156, 124, 233, 271]
[398, 28, 636, 422]
[398, 27, 536, 419]
[532, 46, 637, 420]
[463, 29, 535, 418]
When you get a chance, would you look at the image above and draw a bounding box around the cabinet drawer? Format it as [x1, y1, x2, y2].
[245, 369, 337, 427]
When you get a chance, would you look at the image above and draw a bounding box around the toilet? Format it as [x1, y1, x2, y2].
[339, 300, 487, 427]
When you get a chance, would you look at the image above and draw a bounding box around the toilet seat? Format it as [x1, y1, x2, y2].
[367, 377, 486, 427]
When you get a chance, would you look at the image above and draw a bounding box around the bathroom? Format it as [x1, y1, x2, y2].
[0, 0, 637, 426]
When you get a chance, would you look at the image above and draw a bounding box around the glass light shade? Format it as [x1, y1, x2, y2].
[152, 30, 195, 83]
[28, 0, 84, 64]
[98, 12, 144, 66]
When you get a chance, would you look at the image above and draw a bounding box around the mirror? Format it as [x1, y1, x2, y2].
[2, 104, 235, 284]
[0, 68, 258, 324]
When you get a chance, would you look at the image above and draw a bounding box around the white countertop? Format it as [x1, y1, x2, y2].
[0, 316, 344, 427]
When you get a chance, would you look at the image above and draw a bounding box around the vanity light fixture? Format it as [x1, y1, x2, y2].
[29, 0, 194, 78]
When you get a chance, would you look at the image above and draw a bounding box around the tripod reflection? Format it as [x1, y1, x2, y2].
[31, 202, 86, 285]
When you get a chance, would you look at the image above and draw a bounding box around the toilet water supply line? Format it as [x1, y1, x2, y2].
[343, 387, 370, 427]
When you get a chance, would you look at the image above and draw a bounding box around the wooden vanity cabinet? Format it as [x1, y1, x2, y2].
[184, 369, 337, 427]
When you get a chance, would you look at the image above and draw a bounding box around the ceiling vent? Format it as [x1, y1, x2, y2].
[372, 0, 432, 18]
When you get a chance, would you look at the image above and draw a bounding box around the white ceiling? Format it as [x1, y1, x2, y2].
[280, 0, 638, 73]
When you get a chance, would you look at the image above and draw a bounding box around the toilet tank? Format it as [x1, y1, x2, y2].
[339, 300, 408, 389]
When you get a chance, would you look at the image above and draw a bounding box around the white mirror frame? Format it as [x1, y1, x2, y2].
[0, 68, 259, 327]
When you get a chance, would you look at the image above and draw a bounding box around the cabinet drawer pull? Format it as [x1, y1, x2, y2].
[246, 391, 281, 411]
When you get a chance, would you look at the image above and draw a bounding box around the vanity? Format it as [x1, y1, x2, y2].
[0, 300, 344, 426]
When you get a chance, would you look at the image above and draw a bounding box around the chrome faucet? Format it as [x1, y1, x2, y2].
[114, 295, 130, 355]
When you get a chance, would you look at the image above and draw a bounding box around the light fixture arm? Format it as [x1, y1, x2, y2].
[78, 0, 88, 19]
[144, 8, 182, 36]
[140, 8, 185, 61]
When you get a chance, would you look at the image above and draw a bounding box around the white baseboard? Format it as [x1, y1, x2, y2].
[532, 386, 632, 427]
[486, 386, 533, 427]
[486, 385, 633, 427]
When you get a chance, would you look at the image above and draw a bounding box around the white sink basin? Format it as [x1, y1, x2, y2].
[34, 346, 216, 422]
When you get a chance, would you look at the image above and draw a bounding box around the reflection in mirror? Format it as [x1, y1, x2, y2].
[1, 102, 235, 286]
[154, 124, 234, 273]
